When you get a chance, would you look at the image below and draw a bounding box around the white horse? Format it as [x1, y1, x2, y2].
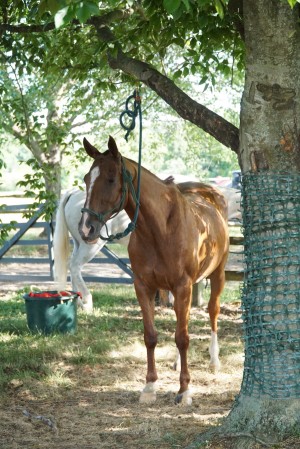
[53, 189, 130, 312]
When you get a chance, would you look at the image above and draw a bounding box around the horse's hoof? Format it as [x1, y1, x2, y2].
[175, 390, 192, 406]
[82, 303, 93, 314]
[77, 298, 84, 309]
[209, 360, 221, 374]
[139, 391, 157, 403]
[209, 363, 221, 374]
[139, 382, 156, 403]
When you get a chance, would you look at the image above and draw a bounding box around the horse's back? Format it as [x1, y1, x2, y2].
[177, 181, 228, 221]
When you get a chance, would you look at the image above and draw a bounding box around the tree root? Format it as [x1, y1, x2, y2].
[185, 428, 275, 449]
[221, 432, 274, 447]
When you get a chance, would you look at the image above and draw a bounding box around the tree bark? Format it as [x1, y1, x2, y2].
[221, 2, 300, 447]
[239, 0, 300, 173]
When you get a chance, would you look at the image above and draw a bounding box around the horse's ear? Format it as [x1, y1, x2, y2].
[108, 135, 119, 158]
[83, 138, 101, 159]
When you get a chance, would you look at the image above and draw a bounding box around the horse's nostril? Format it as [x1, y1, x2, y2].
[89, 225, 95, 236]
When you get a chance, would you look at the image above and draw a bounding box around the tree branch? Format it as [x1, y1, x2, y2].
[92, 20, 240, 154]
[109, 50, 240, 154]
[0, 22, 55, 33]
[70, 120, 88, 129]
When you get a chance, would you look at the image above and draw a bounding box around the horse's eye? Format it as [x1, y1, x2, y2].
[108, 178, 115, 184]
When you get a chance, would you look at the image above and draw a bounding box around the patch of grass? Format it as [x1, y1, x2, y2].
[162, 431, 186, 447]
[201, 281, 241, 304]
[107, 242, 129, 258]
[0, 285, 139, 393]
[0, 282, 241, 396]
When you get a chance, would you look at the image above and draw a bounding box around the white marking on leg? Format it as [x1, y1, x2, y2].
[173, 349, 180, 371]
[139, 382, 156, 403]
[180, 389, 193, 406]
[168, 291, 174, 306]
[82, 293, 93, 313]
[209, 331, 221, 372]
[71, 260, 93, 312]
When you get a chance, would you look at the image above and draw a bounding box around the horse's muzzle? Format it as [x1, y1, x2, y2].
[78, 215, 102, 243]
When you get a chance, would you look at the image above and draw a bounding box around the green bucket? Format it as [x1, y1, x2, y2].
[23, 291, 79, 335]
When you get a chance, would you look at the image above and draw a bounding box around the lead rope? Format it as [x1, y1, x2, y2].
[99, 88, 142, 242]
[125, 89, 142, 229]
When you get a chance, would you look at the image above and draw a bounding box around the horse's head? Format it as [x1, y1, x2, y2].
[79, 136, 124, 243]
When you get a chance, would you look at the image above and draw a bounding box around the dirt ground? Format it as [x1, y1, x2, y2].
[0, 268, 244, 449]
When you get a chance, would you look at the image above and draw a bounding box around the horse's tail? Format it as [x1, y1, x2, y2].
[53, 190, 73, 291]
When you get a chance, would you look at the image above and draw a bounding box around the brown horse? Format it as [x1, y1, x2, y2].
[79, 136, 229, 405]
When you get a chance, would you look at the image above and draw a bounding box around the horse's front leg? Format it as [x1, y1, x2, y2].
[70, 259, 92, 312]
[173, 283, 193, 406]
[134, 279, 158, 403]
[70, 243, 99, 313]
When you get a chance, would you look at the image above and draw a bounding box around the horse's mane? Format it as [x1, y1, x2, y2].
[125, 157, 174, 185]
[125, 159, 226, 219]
[163, 175, 175, 184]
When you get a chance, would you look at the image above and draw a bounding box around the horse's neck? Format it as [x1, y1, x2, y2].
[124, 159, 173, 232]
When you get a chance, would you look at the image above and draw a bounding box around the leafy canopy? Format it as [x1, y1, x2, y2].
[1, 0, 245, 88]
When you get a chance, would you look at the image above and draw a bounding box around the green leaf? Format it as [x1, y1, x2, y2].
[173, 69, 182, 79]
[39, 0, 62, 15]
[85, 1, 100, 15]
[172, 4, 184, 20]
[181, 0, 190, 11]
[76, 4, 91, 23]
[76, 1, 100, 23]
[214, 0, 224, 19]
[191, 65, 197, 75]
[199, 75, 208, 85]
[163, 0, 181, 14]
[173, 37, 185, 47]
[190, 37, 197, 49]
[287, 0, 298, 7]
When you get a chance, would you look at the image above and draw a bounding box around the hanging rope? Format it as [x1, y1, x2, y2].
[119, 89, 142, 142]
[99, 88, 142, 242]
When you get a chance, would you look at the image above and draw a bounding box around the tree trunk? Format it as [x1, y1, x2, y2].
[223, 1, 300, 447]
[239, 0, 300, 173]
[44, 160, 62, 199]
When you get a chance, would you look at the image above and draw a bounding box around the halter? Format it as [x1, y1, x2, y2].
[81, 157, 140, 242]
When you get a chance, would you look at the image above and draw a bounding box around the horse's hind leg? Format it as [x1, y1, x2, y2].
[207, 263, 226, 373]
[173, 282, 193, 405]
[134, 278, 158, 403]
